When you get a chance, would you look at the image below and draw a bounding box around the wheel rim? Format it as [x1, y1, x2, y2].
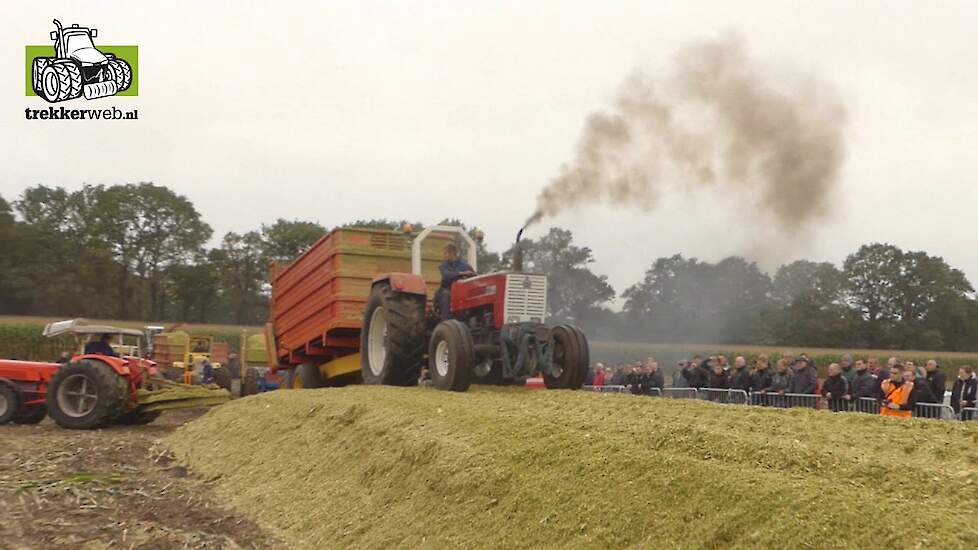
[56, 374, 99, 418]
[551, 336, 566, 378]
[43, 69, 59, 99]
[0, 392, 8, 417]
[367, 307, 388, 377]
[435, 340, 450, 378]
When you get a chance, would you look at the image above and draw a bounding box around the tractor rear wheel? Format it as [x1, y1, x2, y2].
[297, 362, 322, 389]
[568, 325, 590, 389]
[360, 284, 426, 386]
[242, 367, 260, 396]
[107, 58, 132, 91]
[212, 366, 232, 392]
[544, 325, 586, 390]
[13, 405, 47, 425]
[40, 62, 83, 103]
[0, 384, 18, 425]
[428, 320, 474, 392]
[46, 360, 128, 430]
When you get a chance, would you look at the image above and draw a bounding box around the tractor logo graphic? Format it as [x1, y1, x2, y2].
[30, 19, 134, 102]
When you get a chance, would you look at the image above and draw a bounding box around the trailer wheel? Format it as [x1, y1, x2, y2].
[13, 405, 47, 425]
[117, 410, 162, 425]
[544, 325, 585, 390]
[242, 367, 260, 396]
[428, 320, 474, 392]
[46, 360, 127, 430]
[297, 362, 322, 389]
[0, 384, 18, 424]
[361, 284, 426, 386]
[212, 366, 232, 392]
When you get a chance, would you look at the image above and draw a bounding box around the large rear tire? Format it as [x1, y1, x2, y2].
[360, 284, 426, 386]
[544, 325, 587, 390]
[212, 366, 232, 392]
[46, 360, 128, 430]
[568, 325, 590, 389]
[13, 405, 47, 425]
[0, 385, 18, 425]
[242, 367, 260, 396]
[428, 320, 474, 392]
[40, 62, 82, 103]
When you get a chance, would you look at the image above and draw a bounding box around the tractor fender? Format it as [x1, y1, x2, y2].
[372, 273, 427, 296]
[73, 354, 130, 377]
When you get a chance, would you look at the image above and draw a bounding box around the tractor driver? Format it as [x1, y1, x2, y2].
[436, 243, 475, 320]
[84, 334, 118, 357]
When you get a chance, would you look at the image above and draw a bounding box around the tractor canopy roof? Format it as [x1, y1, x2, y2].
[61, 29, 107, 64]
[42, 318, 144, 339]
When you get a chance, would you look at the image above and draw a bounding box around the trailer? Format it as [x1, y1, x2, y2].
[263, 227, 451, 388]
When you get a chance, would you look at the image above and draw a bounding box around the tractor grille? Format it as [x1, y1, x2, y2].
[504, 274, 548, 324]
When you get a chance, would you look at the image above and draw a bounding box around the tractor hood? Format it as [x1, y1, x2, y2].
[71, 47, 108, 65]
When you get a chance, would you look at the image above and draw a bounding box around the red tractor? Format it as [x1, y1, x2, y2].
[360, 226, 589, 391]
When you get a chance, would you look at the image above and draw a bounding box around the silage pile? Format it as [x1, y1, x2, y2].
[168, 387, 978, 548]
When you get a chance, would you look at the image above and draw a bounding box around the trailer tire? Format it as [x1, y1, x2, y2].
[428, 320, 474, 392]
[297, 362, 322, 389]
[117, 410, 162, 425]
[544, 325, 585, 390]
[361, 284, 426, 386]
[13, 405, 47, 425]
[212, 366, 232, 392]
[46, 360, 127, 430]
[0, 384, 18, 425]
[242, 367, 260, 396]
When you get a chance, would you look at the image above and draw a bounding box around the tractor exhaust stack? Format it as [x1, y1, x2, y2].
[513, 227, 525, 272]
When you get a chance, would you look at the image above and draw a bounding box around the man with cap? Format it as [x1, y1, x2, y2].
[84, 334, 118, 357]
[435, 243, 475, 320]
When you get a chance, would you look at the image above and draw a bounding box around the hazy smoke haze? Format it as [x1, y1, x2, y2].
[526, 34, 847, 261]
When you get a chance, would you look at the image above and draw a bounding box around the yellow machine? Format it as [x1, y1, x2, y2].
[152, 331, 231, 391]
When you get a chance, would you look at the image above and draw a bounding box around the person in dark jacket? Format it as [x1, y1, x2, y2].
[820, 363, 851, 412]
[839, 354, 856, 386]
[682, 360, 707, 389]
[788, 358, 817, 395]
[707, 362, 729, 389]
[950, 365, 978, 417]
[625, 364, 646, 395]
[435, 243, 475, 320]
[729, 356, 751, 393]
[750, 355, 773, 394]
[646, 360, 665, 393]
[610, 366, 627, 386]
[83, 334, 118, 357]
[907, 366, 940, 418]
[924, 360, 947, 404]
[850, 359, 879, 412]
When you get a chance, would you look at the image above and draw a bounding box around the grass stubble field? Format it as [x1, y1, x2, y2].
[169, 386, 978, 549]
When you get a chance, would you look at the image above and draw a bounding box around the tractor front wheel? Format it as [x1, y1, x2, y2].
[297, 362, 322, 389]
[46, 360, 128, 430]
[544, 325, 588, 390]
[428, 320, 474, 392]
[0, 384, 18, 425]
[107, 58, 133, 91]
[360, 284, 426, 386]
[212, 366, 232, 392]
[40, 62, 83, 103]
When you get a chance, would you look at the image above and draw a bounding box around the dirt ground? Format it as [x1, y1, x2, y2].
[0, 408, 282, 550]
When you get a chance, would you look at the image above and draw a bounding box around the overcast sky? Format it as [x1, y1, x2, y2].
[3, 1, 977, 302]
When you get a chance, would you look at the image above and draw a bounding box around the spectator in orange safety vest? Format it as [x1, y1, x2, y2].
[880, 365, 913, 418]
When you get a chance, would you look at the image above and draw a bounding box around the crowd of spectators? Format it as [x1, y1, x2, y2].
[586, 352, 978, 420]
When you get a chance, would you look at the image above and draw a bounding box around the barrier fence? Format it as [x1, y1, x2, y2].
[583, 384, 972, 421]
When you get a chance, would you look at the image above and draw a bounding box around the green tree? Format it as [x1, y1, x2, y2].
[260, 218, 327, 265]
[213, 231, 267, 325]
[768, 260, 855, 347]
[843, 243, 903, 347]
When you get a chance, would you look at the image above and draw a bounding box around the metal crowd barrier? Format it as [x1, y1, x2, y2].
[961, 408, 978, 421]
[913, 402, 954, 420]
[658, 388, 699, 399]
[750, 392, 819, 409]
[852, 397, 880, 414]
[583, 385, 628, 393]
[697, 388, 749, 405]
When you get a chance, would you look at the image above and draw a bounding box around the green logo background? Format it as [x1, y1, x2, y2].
[25, 45, 139, 97]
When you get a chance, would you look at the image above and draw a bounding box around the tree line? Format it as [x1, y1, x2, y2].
[2, 183, 977, 351]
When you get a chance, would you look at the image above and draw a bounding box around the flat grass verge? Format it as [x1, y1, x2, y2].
[167, 386, 978, 549]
